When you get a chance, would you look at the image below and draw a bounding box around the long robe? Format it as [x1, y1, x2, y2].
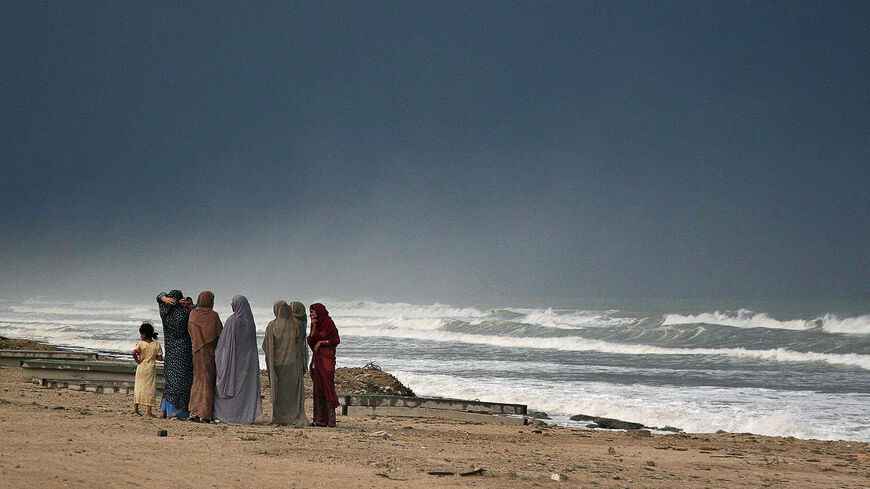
[307, 303, 340, 409]
[214, 295, 262, 424]
[187, 291, 222, 420]
[157, 290, 193, 415]
[263, 301, 308, 426]
[133, 340, 162, 407]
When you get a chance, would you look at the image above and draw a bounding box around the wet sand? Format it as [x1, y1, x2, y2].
[1, 363, 869, 488]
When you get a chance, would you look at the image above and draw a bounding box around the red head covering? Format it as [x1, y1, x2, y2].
[308, 303, 337, 340]
[310, 303, 329, 320]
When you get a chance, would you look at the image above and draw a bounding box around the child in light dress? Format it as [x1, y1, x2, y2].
[132, 322, 163, 417]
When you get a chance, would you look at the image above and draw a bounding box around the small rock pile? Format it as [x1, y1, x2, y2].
[261, 362, 415, 398]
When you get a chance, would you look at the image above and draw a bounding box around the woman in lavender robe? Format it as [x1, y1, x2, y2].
[214, 295, 262, 424]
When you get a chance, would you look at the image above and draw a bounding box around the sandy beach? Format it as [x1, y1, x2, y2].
[1, 342, 869, 488]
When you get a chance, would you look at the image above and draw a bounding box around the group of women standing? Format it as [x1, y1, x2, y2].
[156, 290, 340, 427]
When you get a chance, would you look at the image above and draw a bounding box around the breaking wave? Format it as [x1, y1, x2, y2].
[340, 326, 870, 370]
[663, 309, 870, 334]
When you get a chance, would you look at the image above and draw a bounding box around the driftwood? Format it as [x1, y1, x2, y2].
[427, 468, 486, 477]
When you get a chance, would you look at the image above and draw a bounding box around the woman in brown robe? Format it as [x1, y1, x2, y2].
[187, 290, 223, 422]
[307, 303, 340, 427]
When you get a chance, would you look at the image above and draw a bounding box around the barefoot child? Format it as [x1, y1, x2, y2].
[133, 322, 163, 417]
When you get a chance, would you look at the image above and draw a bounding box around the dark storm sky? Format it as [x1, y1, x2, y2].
[1, 1, 867, 304]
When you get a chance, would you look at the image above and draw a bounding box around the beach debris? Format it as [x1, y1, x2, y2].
[375, 473, 407, 481]
[569, 413, 645, 430]
[527, 410, 550, 419]
[363, 360, 382, 371]
[295, 430, 304, 437]
[550, 472, 567, 481]
[157, 430, 168, 437]
[79, 408, 91, 415]
[531, 429, 543, 434]
[427, 468, 486, 477]
[646, 460, 656, 467]
[607, 447, 617, 455]
[593, 417, 644, 430]
[570, 414, 596, 421]
[368, 430, 391, 439]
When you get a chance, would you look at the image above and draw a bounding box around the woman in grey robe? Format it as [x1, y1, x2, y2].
[263, 300, 309, 426]
[214, 295, 262, 424]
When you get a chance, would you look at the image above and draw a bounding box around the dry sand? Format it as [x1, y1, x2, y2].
[1, 355, 869, 487]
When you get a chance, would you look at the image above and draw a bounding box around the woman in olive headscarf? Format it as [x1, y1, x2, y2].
[263, 300, 309, 426]
[214, 295, 262, 424]
[187, 291, 223, 422]
[156, 289, 193, 419]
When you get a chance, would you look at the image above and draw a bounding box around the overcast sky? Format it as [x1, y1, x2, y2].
[1, 1, 867, 305]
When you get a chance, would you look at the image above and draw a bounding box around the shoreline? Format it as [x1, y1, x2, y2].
[2, 336, 870, 487]
[0, 335, 865, 443]
[2, 364, 869, 488]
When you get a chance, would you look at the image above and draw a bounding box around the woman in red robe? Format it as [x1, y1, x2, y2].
[307, 303, 340, 427]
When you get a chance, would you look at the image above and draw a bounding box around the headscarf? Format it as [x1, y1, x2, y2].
[167, 289, 184, 301]
[264, 301, 294, 366]
[309, 303, 337, 341]
[215, 295, 259, 398]
[188, 290, 223, 352]
[290, 301, 309, 372]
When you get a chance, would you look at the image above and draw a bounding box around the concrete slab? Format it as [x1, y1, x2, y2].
[342, 405, 528, 425]
[339, 394, 526, 415]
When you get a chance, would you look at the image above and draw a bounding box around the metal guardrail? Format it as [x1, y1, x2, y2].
[0, 350, 99, 367]
[21, 358, 164, 394]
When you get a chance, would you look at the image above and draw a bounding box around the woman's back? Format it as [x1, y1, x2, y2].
[214, 295, 262, 424]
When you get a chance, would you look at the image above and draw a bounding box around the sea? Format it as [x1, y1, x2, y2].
[1, 297, 868, 442]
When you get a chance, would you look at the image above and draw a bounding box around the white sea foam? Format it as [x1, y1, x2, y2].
[0, 318, 143, 327]
[340, 326, 870, 370]
[9, 305, 154, 317]
[663, 309, 870, 335]
[510, 307, 638, 329]
[818, 314, 870, 335]
[327, 300, 487, 320]
[385, 370, 870, 441]
[663, 309, 810, 330]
